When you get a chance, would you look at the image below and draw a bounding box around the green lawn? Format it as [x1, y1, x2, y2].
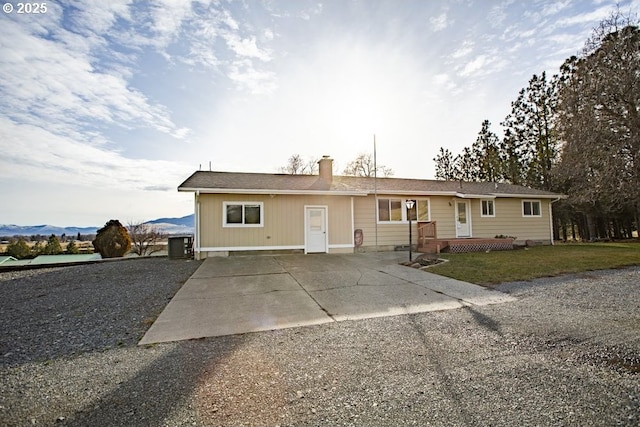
[427, 242, 640, 286]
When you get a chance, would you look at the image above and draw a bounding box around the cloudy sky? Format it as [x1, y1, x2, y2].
[1, 0, 637, 227]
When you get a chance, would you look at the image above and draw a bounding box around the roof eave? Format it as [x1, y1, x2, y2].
[487, 193, 567, 199]
[374, 190, 460, 196]
[179, 186, 565, 199]
[178, 187, 369, 196]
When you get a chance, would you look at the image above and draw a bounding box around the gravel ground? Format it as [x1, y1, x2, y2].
[1, 258, 639, 426]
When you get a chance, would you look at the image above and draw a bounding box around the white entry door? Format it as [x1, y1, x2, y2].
[455, 200, 471, 237]
[305, 207, 327, 253]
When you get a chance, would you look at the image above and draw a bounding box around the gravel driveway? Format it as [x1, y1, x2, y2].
[1, 258, 638, 426]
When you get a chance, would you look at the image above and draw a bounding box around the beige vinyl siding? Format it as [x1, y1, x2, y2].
[198, 193, 353, 250]
[353, 195, 552, 247]
[353, 196, 377, 247]
[354, 195, 458, 248]
[429, 197, 456, 238]
[470, 198, 551, 241]
[353, 195, 407, 247]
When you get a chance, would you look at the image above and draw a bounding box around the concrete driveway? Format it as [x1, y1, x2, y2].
[140, 253, 515, 344]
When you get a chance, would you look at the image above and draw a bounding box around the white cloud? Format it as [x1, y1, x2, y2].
[63, 0, 133, 35]
[228, 59, 278, 95]
[299, 3, 323, 20]
[223, 34, 273, 61]
[0, 11, 185, 140]
[430, 12, 449, 31]
[460, 55, 488, 76]
[556, 5, 616, 26]
[488, 0, 514, 28]
[451, 44, 473, 59]
[0, 117, 191, 191]
[148, 0, 199, 46]
[432, 73, 457, 92]
[457, 51, 509, 79]
[540, 0, 572, 17]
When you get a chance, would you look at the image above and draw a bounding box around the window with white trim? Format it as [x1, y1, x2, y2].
[223, 202, 264, 227]
[522, 200, 541, 217]
[481, 199, 495, 217]
[377, 198, 430, 222]
[407, 199, 430, 221]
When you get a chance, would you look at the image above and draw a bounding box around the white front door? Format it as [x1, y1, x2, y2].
[305, 206, 327, 253]
[455, 200, 471, 237]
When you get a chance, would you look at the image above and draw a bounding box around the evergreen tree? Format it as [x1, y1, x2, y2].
[65, 240, 80, 254]
[43, 234, 63, 255]
[31, 241, 44, 257]
[473, 120, 502, 182]
[455, 147, 478, 182]
[501, 72, 559, 190]
[556, 14, 640, 239]
[499, 129, 525, 185]
[6, 239, 31, 259]
[433, 147, 457, 180]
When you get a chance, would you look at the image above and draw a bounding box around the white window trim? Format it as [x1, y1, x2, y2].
[480, 199, 496, 218]
[522, 200, 542, 217]
[376, 197, 430, 224]
[222, 201, 264, 227]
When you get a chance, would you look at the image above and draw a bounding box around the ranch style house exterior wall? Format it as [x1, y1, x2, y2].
[178, 157, 563, 259]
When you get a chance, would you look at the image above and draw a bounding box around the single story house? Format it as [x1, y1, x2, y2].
[178, 156, 564, 259]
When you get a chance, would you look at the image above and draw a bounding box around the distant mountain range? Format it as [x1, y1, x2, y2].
[0, 214, 195, 237]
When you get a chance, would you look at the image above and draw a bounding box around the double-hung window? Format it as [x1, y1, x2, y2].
[378, 198, 430, 222]
[522, 200, 541, 217]
[481, 199, 495, 217]
[223, 202, 263, 227]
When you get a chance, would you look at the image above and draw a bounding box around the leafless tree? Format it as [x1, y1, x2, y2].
[342, 153, 393, 177]
[278, 154, 319, 174]
[127, 221, 166, 256]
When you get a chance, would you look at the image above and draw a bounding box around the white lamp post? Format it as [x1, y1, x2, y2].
[406, 200, 415, 262]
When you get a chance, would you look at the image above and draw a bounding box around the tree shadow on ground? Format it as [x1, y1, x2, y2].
[465, 306, 503, 336]
[63, 337, 242, 427]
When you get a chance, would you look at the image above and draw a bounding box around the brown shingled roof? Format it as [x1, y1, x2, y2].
[178, 171, 563, 198]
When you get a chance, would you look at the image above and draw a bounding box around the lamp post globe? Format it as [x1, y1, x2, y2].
[406, 200, 415, 262]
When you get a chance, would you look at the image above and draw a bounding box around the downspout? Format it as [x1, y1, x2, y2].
[195, 191, 201, 259]
[549, 197, 561, 246]
[350, 196, 355, 251]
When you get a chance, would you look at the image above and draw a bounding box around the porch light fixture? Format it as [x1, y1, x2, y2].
[406, 200, 415, 262]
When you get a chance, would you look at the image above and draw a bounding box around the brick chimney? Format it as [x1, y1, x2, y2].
[318, 155, 333, 183]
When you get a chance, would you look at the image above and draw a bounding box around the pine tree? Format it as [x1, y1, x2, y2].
[473, 120, 502, 182]
[501, 72, 559, 190]
[6, 239, 31, 259]
[433, 147, 457, 180]
[43, 234, 63, 255]
[65, 240, 80, 254]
